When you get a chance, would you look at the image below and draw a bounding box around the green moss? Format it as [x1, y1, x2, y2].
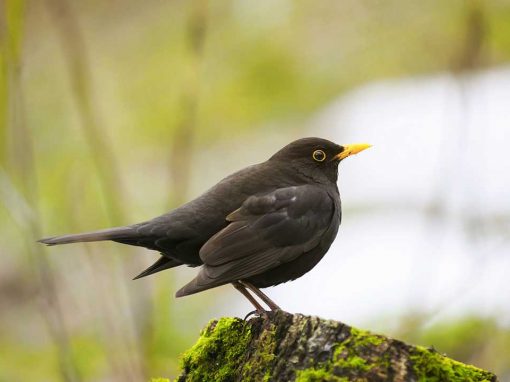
[295, 367, 349, 382]
[410, 346, 495, 382]
[240, 321, 277, 381]
[151, 379, 170, 382]
[295, 326, 386, 381]
[333, 327, 386, 371]
[347, 327, 385, 347]
[178, 317, 281, 382]
[335, 355, 370, 372]
[179, 317, 252, 382]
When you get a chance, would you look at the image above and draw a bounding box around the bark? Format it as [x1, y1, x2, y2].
[177, 311, 497, 382]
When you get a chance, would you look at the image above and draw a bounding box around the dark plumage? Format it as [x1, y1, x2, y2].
[39, 137, 370, 311]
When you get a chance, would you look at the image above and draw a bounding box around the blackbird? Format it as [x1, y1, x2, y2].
[39, 137, 370, 312]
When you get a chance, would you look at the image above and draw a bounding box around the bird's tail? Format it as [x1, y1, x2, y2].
[38, 226, 136, 246]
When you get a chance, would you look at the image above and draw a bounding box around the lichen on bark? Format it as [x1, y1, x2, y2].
[176, 311, 497, 382]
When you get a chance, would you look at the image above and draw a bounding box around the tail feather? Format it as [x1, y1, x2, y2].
[133, 256, 182, 280]
[38, 226, 136, 246]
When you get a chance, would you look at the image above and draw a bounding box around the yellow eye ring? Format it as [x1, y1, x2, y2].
[312, 149, 326, 162]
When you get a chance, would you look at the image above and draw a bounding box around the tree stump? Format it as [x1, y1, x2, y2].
[176, 311, 497, 381]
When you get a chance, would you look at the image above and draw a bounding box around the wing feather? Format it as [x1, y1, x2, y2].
[176, 185, 334, 297]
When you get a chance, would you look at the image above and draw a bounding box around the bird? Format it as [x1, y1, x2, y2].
[39, 137, 371, 313]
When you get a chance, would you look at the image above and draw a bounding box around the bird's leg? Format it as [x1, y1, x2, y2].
[232, 281, 265, 314]
[240, 281, 282, 311]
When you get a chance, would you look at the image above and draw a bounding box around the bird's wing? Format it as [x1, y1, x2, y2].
[176, 185, 334, 296]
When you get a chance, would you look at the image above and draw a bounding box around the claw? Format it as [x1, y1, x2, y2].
[243, 309, 269, 321]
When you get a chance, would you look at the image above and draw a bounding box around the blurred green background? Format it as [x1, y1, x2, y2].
[1, 0, 510, 380]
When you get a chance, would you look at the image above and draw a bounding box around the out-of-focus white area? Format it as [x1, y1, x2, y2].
[213, 66, 510, 327]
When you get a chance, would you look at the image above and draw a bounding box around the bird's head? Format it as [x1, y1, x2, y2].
[269, 137, 371, 183]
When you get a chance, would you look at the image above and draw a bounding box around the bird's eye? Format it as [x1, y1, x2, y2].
[312, 149, 326, 162]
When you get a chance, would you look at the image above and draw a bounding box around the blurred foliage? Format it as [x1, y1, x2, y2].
[1, 0, 510, 380]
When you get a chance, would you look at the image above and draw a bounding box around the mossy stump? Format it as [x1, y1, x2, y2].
[176, 311, 497, 382]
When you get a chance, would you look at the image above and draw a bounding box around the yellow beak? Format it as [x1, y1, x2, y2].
[335, 143, 372, 160]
